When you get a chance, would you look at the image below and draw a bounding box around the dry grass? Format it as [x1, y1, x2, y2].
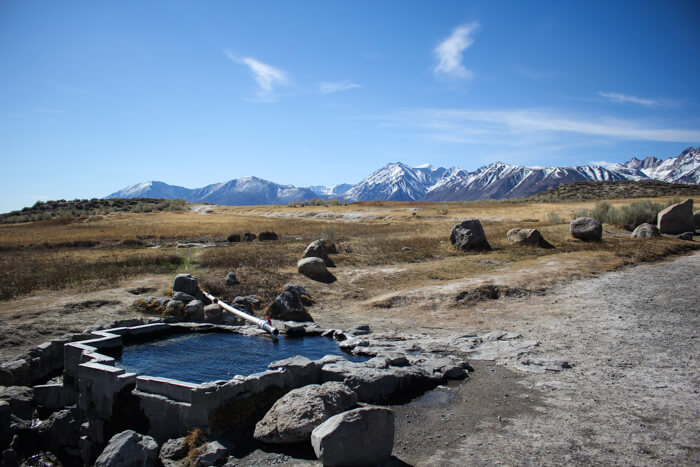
[0, 197, 696, 304]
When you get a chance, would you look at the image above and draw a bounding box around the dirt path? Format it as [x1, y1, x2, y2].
[388, 252, 700, 466]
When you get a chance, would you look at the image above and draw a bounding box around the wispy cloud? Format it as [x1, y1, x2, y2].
[382, 108, 700, 144]
[319, 81, 362, 95]
[434, 22, 479, 79]
[597, 92, 662, 107]
[225, 49, 288, 101]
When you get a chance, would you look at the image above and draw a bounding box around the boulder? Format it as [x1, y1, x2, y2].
[192, 441, 228, 466]
[165, 300, 185, 316]
[507, 228, 553, 248]
[450, 219, 492, 251]
[203, 304, 223, 323]
[694, 210, 700, 231]
[671, 232, 694, 240]
[184, 300, 204, 320]
[311, 407, 395, 466]
[658, 199, 695, 234]
[172, 291, 195, 303]
[225, 271, 238, 287]
[631, 223, 660, 239]
[94, 430, 158, 467]
[258, 231, 279, 241]
[0, 386, 35, 421]
[303, 240, 335, 267]
[243, 232, 257, 242]
[254, 382, 358, 444]
[227, 234, 241, 243]
[570, 217, 603, 241]
[298, 257, 336, 283]
[232, 296, 261, 313]
[268, 284, 314, 322]
[159, 437, 188, 465]
[39, 409, 80, 458]
[173, 274, 198, 296]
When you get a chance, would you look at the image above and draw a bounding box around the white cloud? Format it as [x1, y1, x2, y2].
[597, 92, 661, 107]
[225, 49, 288, 100]
[319, 81, 362, 94]
[434, 22, 479, 79]
[384, 108, 700, 144]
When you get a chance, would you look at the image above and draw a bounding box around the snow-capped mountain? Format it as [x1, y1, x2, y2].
[106, 147, 699, 205]
[106, 177, 319, 205]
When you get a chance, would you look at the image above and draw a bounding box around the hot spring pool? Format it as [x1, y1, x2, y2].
[116, 332, 367, 384]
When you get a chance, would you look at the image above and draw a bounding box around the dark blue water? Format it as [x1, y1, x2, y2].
[116, 332, 367, 384]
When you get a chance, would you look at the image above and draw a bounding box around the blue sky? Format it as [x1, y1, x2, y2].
[1, 0, 699, 212]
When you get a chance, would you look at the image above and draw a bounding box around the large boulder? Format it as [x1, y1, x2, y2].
[694, 211, 700, 231]
[254, 382, 357, 444]
[570, 217, 602, 241]
[450, 219, 491, 251]
[311, 407, 395, 466]
[267, 285, 314, 322]
[184, 300, 204, 320]
[304, 240, 335, 267]
[173, 274, 198, 295]
[631, 223, 660, 239]
[203, 303, 223, 323]
[94, 430, 158, 467]
[297, 258, 336, 283]
[506, 228, 553, 248]
[658, 199, 695, 234]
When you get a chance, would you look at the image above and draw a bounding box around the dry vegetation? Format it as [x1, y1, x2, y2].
[0, 195, 697, 307]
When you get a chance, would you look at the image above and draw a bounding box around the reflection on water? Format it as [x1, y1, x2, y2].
[116, 332, 367, 384]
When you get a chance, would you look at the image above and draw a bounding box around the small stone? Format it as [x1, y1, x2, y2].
[225, 271, 238, 287]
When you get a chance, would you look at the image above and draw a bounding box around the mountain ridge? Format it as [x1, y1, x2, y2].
[106, 147, 700, 205]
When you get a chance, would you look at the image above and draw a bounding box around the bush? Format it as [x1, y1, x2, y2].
[582, 200, 671, 231]
[437, 204, 449, 215]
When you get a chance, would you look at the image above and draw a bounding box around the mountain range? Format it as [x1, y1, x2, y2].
[107, 147, 700, 205]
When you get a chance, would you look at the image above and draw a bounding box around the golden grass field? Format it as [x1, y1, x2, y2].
[0, 196, 697, 305]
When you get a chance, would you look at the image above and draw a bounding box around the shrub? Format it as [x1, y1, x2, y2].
[437, 204, 449, 215]
[547, 211, 563, 224]
[316, 224, 335, 245]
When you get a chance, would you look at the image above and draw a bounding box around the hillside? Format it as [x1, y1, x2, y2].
[519, 180, 700, 202]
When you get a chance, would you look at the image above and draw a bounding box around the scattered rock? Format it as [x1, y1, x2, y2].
[172, 291, 195, 303]
[657, 198, 695, 234]
[297, 257, 336, 283]
[254, 382, 358, 444]
[631, 223, 661, 239]
[243, 232, 257, 242]
[192, 441, 228, 466]
[311, 407, 395, 466]
[450, 219, 492, 251]
[267, 285, 314, 322]
[184, 300, 204, 320]
[39, 409, 80, 458]
[0, 386, 35, 421]
[507, 228, 553, 248]
[227, 234, 241, 243]
[346, 324, 371, 336]
[159, 437, 188, 464]
[303, 240, 336, 267]
[165, 300, 185, 316]
[173, 274, 198, 296]
[94, 430, 158, 467]
[258, 231, 279, 241]
[232, 296, 261, 313]
[203, 304, 223, 323]
[401, 246, 412, 252]
[225, 271, 238, 287]
[570, 217, 602, 241]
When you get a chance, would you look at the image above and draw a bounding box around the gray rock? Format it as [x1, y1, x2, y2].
[267, 284, 314, 322]
[39, 409, 80, 457]
[507, 228, 553, 248]
[346, 324, 371, 336]
[159, 437, 188, 463]
[311, 407, 395, 466]
[225, 271, 238, 286]
[450, 219, 492, 251]
[172, 291, 195, 303]
[0, 386, 35, 421]
[254, 382, 358, 444]
[165, 300, 184, 315]
[173, 274, 198, 295]
[298, 257, 336, 283]
[258, 231, 279, 241]
[303, 240, 335, 267]
[232, 295, 261, 313]
[184, 300, 204, 320]
[94, 430, 158, 467]
[658, 198, 695, 234]
[570, 217, 602, 241]
[192, 441, 228, 466]
[631, 223, 661, 239]
[695, 210, 700, 231]
[203, 303, 223, 323]
[671, 232, 694, 240]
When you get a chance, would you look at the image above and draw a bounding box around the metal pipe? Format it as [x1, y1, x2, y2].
[199, 289, 279, 336]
